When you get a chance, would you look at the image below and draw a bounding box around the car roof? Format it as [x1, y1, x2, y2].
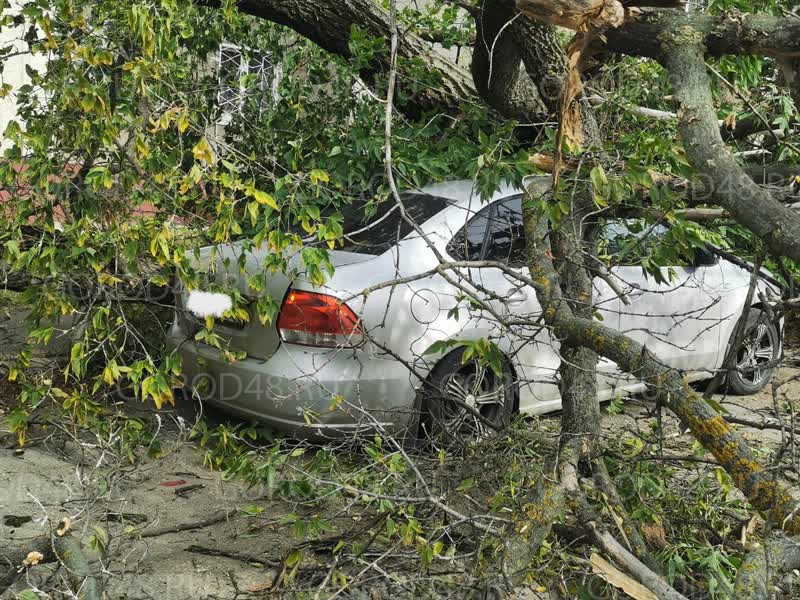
[410, 179, 527, 208]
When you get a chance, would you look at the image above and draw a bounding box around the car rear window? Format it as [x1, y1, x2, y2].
[337, 192, 451, 255]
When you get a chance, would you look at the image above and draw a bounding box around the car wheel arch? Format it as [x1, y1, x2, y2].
[418, 342, 520, 414]
[746, 300, 782, 332]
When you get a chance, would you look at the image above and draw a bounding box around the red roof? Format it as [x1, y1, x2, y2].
[0, 161, 187, 227]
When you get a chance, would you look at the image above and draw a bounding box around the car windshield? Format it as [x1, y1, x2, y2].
[336, 192, 451, 255]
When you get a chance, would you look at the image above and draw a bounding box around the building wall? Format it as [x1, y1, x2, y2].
[0, 0, 47, 150]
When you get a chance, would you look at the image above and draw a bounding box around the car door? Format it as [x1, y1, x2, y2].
[468, 196, 622, 414]
[608, 220, 723, 379]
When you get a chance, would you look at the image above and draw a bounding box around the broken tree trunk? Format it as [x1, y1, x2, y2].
[734, 534, 800, 600]
[0, 526, 101, 600]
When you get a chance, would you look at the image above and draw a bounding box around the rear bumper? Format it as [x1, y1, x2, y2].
[166, 328, 420, 439]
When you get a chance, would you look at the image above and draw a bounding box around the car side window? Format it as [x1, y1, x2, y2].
[446, 196, 526, 266]
[484, 196, 527, 268]
[603, 219, 669, 266]
[446, 203, 493, 261]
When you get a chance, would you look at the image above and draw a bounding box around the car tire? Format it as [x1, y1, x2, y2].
[419, 348, 515, 447]
[726, 309, 781, 395]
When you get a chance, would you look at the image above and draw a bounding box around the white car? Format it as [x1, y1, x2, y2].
[167, 178, 782, 440]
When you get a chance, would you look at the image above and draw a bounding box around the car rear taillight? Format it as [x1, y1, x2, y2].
[278, 290, 364, 348]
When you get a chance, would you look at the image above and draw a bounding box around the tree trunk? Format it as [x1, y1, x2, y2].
[734, 534, 800, 600]
[200, 0, 478, 117]
[471, 1, 548, 121]
[550, 203, 602, 451]
[521, 183, 800, 535]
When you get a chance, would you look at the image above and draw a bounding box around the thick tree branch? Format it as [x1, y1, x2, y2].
[480, 0, 601, 142]
[510, 15, 568, 115]
[197, 0, 477, 116]
[471, 1, 548, 121]
[733, 534, 800, 600]
[664, 36, 800, 264]
[597, 9, 800, 60]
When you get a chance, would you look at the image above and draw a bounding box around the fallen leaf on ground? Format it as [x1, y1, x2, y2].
[22, 551, 44, 567]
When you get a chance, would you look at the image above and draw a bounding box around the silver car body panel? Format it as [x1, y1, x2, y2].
[167, 178, 778, 435]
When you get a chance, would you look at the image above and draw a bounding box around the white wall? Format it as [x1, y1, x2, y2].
[0, 0, 47, 150]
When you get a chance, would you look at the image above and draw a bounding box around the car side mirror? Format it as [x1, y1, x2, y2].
[693, 246, 719, 267]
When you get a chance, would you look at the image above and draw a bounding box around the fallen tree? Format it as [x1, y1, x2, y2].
[508, 2, 800, 595]
[3, 0, 800, 596]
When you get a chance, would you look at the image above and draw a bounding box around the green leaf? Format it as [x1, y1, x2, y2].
[252, 190, 279, 210]
[309, 169, 330, 185]
[423, 339, 457, 356]
[456, 478, 475, 492]
[69, 342, 84, 379]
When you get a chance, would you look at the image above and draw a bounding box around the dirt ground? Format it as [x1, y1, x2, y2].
[2, 368, 799, 599]
[1, 309, 799, 598]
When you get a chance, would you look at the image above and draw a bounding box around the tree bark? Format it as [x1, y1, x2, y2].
[561, 322, 800, 533]
[198, 0, 477, 116]
[549, 198, 602, 451]
[733, 534, 800, 600]
[664, 36, 800, 264]
[595, 9, 800, 61]
[471, 1, 548, 121]
[511, 16, 567, 113]
[511, 14, 602, 142]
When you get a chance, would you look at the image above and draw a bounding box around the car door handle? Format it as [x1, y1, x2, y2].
[504, 288, 528, 305]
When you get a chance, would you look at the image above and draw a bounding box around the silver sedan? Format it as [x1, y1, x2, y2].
[167, 178, 781, 440]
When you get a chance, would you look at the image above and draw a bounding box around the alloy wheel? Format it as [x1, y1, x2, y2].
[736, 320, 777, 387]
[438, 361, 507, 439]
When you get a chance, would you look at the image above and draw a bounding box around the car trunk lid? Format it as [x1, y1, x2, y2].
[183, 243, 375, 360]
